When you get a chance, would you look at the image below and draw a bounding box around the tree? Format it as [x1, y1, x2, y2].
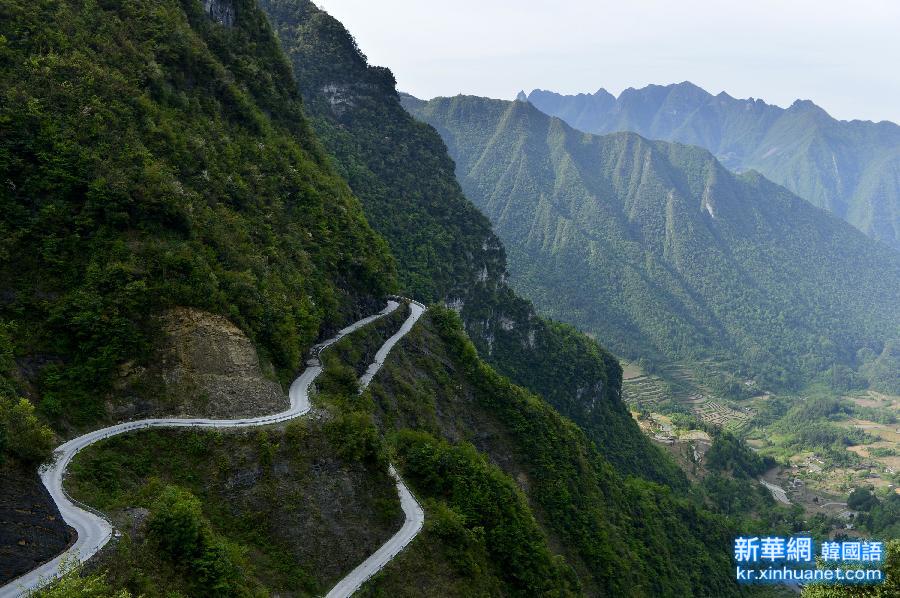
[0, 395, 54, 464]
[802, 540, 900, 597]
[848, 487, 879, 512]
[147, 485, 205, 560]
[28, 556, 132, 597]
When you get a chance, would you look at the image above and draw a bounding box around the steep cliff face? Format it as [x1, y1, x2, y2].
[112, 308, 286, 420]
[257, 0, 509, 307]
[202, 0, 236, 26]
[259, 0, 682, 485]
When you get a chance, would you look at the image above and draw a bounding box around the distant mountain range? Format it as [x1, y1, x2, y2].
[526, 83, 900, 251]
[403, 94, 900, 390]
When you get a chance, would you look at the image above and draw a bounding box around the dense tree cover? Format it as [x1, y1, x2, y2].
[0, 394, 53, 465]
[780, 396, 856, 425]
[0, 325, 53, 465]
[860, 496, 900, 539]
[693, 431, 831, 540]
[393, 430, 580, 596]
[258, 0, 504, 304]
[258, 0, 682, 487]
[369, 307, 742, 596]
[801, 540, 900, 597]
[0, 0, 396, 428]
[504, 318, 685, 487]
[527, 83, 900, 250]
[406, 94, 900, 390]
[858, 342, 900, 395]
[705, 432, 773, 478]
[841, 487, 900, 539]
[848, 487, 879, 512]
[147, 485, 253, 596]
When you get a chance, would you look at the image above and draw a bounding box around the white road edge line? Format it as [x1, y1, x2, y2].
[1, 299, 426, 598]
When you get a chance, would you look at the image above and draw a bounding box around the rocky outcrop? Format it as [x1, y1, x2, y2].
[112, 308, 285, 420]
[203, 0, 235, 26]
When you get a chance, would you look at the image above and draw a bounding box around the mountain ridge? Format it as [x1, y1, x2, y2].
[531, 82, 900, 126]
[259, 0, 684, 486]
[0, 1, 870, 595]
[405, 93, 900, 390]
[526, 82, 900, 250]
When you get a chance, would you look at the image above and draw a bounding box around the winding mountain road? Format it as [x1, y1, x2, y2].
[1, 299, 426, 598]
[328, 300, 426, 597]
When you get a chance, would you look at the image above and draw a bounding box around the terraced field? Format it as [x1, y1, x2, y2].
[621, 374, 667, 407]
[622, 362, 753, 433]
[694, 401, 752, 432]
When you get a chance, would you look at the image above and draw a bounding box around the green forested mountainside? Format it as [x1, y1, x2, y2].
[365, 307, 742, 597]
[258, 0, 682, 485]
[55, 305, 742, 597]
[62, 423, 403, 597]
[527, 83, 900, 251]
[258, 0, 506, 305]
[404, 94, 900, 390]
[0, 0, 396, 432]
[859, 341, 900, 395]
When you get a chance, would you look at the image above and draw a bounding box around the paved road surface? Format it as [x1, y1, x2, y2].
[328, 301, 426, 598]
[1, 299, 426, 597]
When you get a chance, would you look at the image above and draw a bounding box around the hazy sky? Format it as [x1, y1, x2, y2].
[316, 0, 900, 124]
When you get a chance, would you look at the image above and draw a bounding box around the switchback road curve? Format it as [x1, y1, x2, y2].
[1, 299, 426, 597]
